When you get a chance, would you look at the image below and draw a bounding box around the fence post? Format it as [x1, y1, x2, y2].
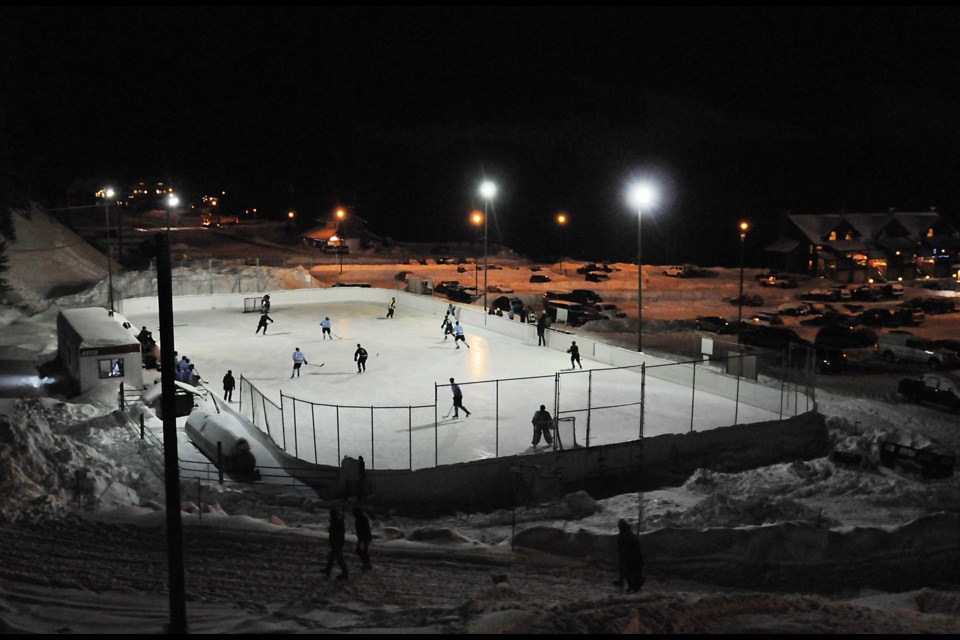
[639, 362, 645, 440]
[197, 478, 202, 522]
[734, 352, 742, 425]
[779, 350, 786, 420]
[586, 370, 593, 446]
[495, 379, 499, 458]
[434, 383, 438, 468]
[216, 441, 224, 485]
[690, 359, 696, 433]
[312, 403, 318, 464]
[119, 383, 124, 409]
[336, 405, 341, 466]
[408, 406, 413, 470]
[292, 396, 299, 459]
[370, 406, 374, 470]
[140, 413, 145, 440]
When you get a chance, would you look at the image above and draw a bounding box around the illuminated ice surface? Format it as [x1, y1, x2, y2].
[127, 301, 781, 471]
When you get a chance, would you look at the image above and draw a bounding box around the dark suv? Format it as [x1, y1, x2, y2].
[571, 289, 603, 305]
[739, 325, 810, 351]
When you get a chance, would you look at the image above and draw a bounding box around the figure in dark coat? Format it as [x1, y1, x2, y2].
[322, 507, 348, 580]
[354, 507, 373, 570]
[567, 340, 582, 369]
[536, 312, 548, 346]
[531, 404, 554, 447]
[615, 519, 644, 593]
[223, 370, 236, 402]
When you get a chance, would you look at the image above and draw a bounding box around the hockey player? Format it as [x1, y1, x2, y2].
[531, 404, 554, 447]
[567, 340, 582, 369]
[453, 321, 469, 349]
[354, 343, 368, 373]
[261, 294, 271, 313]
[386, 297, 396, 319]
[255, 312, 273, 335]
[441, 313, 454, 340]
[320, 317, 332, 339]
[449, 377, 471, 418]
[291, 347, 308, 378]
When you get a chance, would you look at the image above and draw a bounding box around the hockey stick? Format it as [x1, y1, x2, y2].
[442, 404, 455, 418]
[307, 363, 324, 368]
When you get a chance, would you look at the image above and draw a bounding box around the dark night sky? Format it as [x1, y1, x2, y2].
[4, 7, 960, 265]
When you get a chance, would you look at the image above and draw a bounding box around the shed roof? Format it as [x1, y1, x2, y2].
[59, 308, 139, 348]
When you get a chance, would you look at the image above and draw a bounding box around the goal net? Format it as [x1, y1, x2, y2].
[243, 297, 265, 313]
[554, 416, 578, 450]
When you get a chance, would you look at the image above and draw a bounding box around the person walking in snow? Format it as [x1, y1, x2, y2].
[614, 519, 644, 593]
[449, 377, 471, 418]
[386, 297, 396, 319]
[255, 312, 273, 335]
[223, 370, 236, 402]
[322, 507, 348, 581]
[320, 317, 332, 339]
[453, 321, 469, 349]
[353, 507, 373, 571]
[354, 343, 368, 373]
[531, 404, 554, 447]
[291, 347, 308, 378]
[567, 340, 582, 369]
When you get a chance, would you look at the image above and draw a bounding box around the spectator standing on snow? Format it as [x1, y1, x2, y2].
[320, 317, 332, 339]
[615, 519, 644, 593]
[354, 343, 368, 373]
[177, 356, 191, 382]
[255, 312, 273, 335]
[353, 507, 373, 571]
[531, 404, 554, 447]
[321, 507, 348, 581]
[567, 340, 582, 369]
[536, 312, 548, 346]
[291, 347, 308, 378]
[188, 363, 204, 386]
[223, 370, 236, 401]
[449, 377, 471, 418]
[453, 321, 469, 349]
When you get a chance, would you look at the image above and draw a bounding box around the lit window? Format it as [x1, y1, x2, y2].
[99, 358, 124, 379]
[829, 231, 837, 241]
[927, 228, 934, 237]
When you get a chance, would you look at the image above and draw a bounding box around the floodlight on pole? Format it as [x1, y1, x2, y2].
[556, 212, 568, 274]
[737, 221, 750, 341]
[166, 194, 179, 245]
[627, 181, 657, 352]
[478, 180, 497, 314]
[103, 188, 115, 312]
[471, 211, 483, 291]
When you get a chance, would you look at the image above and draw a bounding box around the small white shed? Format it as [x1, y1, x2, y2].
[57, 308, 143, 395]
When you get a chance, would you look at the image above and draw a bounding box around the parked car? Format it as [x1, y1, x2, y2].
[907, 297, 956, 315]
[759, 274, 798, 288]
[695, 316, 734, 334]
[815, 346, 849, 374]
[879, 282, 905, 299]
[878, 333, 960, 369]
[446, 285, 478, 303]
[543, 290, 578, 303]
[571, 289, 603, 305]
[585, 272, 610, 282]
[800, 311, 858, 328]
[727, 294, 764, 307]
[892, 304, 925, 327]
[434, 280, 460, 294]
[777, 302, 813, 317]
[815, 325, 877, 349]
[747, 311, 784, 326]
[662, 264, 707, 278]
[487, 284, 514, 294]
[802, 287, 851, 302]
[849, 285, 883, 301]
[576, 263, 615, 274]
[596, 303, 628, 318]
[491, 295, 524, 313]
[858, 308, 897, 327]
[739, 325, 810, 351]
[897, 373, 960, 412]
[543, 300, 607, 326]
[934, 339, 960, 360]
[529, 274, 552, 283]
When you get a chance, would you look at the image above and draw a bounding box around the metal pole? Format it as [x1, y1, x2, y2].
[434, 383, 438, 467]
[155, 233, 187, 633]
[483, 200, 489, 317]
[734, 353, 742, 425]
[737, 231, 746, 341]
[105, 200, 114, 312]
[690, 359, 696, 433]
[292, 397, 299, 459]
[779, 350, 786, 420]
[336, 406, 341, 465]
[586, 370, 592, 446]
[311, 404, 318, 464]
[370, 406, 375, 469]
[637, 207, 643, 352]
[639, 362, 646, 439]
[408, 406, 413, 471]
[495, 379, 499, 458]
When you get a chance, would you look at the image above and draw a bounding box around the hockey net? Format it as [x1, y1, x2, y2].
[243, 297, 265, 313]
[554, 416, 577, 450]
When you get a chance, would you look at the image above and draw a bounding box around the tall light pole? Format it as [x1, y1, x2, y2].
[335, 208, 346, 274]
[556, 212, 568, 274]
[737, 221, 749, 341]
[470, 210, 483, 292]
[103, 188, 115, 312]
[166, 194, 179, 242]
[628, 183, 657, 352]
[479, 180, 497, 313]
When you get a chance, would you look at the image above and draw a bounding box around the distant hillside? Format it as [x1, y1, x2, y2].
[3, 207, 107, 307]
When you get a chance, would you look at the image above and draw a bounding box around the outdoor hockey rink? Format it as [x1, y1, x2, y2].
[126, 300, 782, 471]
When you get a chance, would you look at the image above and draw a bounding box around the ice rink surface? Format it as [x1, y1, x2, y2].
[127, 301, 781, 470]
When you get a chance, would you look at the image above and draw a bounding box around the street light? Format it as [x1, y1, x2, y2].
[166, 194, 179, 243]
[479, 180, 497, 313]
[103, 187, 115, 312]
[556, 212, 568, 274]
[737, 221, 750, 340]
[627, 182, 657, 352]
[470, 210, 483, 291]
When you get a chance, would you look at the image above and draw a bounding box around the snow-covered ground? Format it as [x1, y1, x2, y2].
[1, 208, 959, 633]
